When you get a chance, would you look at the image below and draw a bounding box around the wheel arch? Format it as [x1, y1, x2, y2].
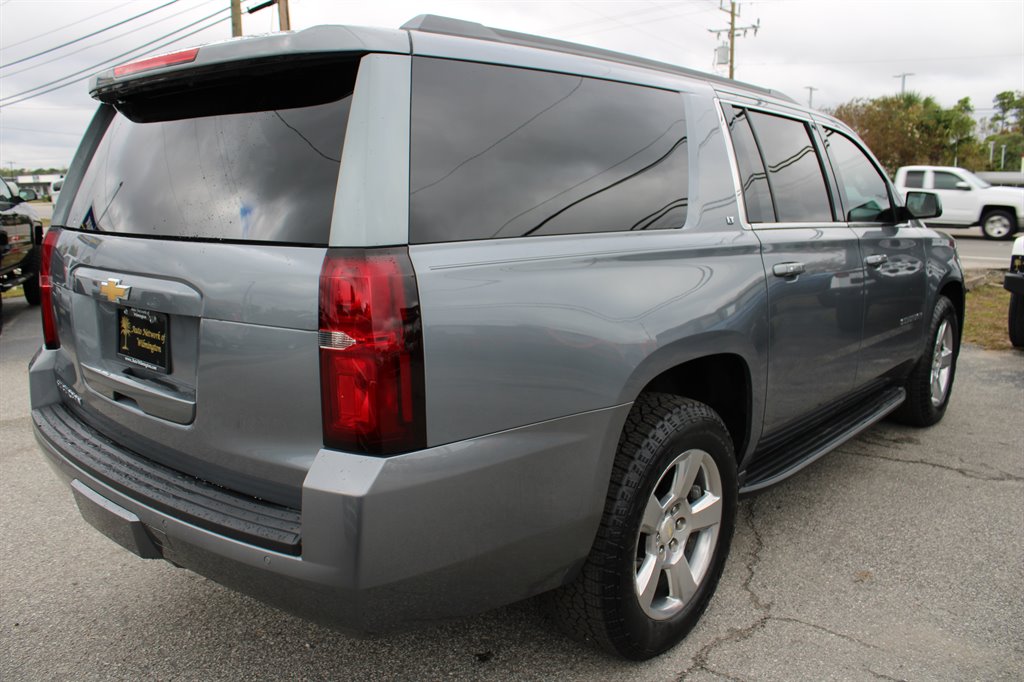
[938, 278, 965, 343]
[980, 205, 1020, 228]
[631, 350, 756, 462]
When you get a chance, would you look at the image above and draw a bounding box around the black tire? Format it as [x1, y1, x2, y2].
[1009, 293, 1024, 349]
[22, 273, 40, 306]
[550, 394, 737, 660]
[893, 296, 959, 427]
[980, 209, 1016, 241]
[21, 247, 41, 306]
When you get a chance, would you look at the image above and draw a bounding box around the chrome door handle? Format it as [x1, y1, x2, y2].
[772, 262, 805, 278]
[865, 254, 889, 267]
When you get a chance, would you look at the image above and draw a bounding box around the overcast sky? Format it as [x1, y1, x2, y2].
[1, 0, 1021, 169]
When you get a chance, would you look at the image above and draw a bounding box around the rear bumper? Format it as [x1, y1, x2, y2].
[30, 348, 628, 631]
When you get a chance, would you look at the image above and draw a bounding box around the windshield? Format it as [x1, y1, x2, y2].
[962, 169, 991, 188]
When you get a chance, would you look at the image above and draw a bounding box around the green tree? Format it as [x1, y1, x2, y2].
[830, 93, 989, 172]
[991, 90, 1024, 133]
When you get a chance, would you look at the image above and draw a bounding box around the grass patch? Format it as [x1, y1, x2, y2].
[964, 282, 1014, 351]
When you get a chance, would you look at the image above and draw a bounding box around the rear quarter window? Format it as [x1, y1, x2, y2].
[410, 58, 689, 243]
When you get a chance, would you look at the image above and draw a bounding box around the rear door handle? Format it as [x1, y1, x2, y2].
[772, 262, 805, 278]
[865, 254, 889, 267]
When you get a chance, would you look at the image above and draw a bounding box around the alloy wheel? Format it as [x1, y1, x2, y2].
[634, 448, 723, 620]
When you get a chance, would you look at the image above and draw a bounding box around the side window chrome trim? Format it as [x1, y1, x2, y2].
[718, 99, 814, 126]
[749, 221, 856, 231]
[714, 97, 753, 231]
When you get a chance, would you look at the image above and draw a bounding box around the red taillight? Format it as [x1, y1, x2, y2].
[113, 47, 199, 77]
[39, 227, 61, 349]
[318, 248, 426, 455]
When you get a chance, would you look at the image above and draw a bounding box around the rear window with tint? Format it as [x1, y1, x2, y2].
[64, 66, 354, 244]
[410, 58, 689, 243]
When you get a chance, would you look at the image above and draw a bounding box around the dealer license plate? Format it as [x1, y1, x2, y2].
[117, 306, 170, 373]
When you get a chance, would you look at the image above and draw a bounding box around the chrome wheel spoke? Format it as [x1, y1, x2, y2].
[635, 553, 664, 611]
[641, 495, 664, 534]
[938, 347, 953, 370]
[669, 452, 702, 507]
[665, 556, 699, 604]
[688, 493, 722, 531]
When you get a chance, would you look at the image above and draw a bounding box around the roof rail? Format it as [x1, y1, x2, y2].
[401, 14, 797, 105]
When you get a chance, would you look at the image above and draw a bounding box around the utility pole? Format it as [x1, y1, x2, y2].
[804, 86, 818, 108]
[708, 2, 760, 79]
[278, 0, 290, 31]
[248, 0, 290, 31]
[230, 0, 242, 37]
[893, 72, 914, 95]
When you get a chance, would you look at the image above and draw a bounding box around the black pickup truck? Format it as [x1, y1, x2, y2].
[1, 177, 44, 327]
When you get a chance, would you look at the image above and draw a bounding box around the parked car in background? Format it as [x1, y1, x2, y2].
[29, 15, 964, 660]
[1, 177, 43, 328]
[50, 179, 63, 205]
[894, 165, 1024, 240]
[1006, 236, 1024, 348]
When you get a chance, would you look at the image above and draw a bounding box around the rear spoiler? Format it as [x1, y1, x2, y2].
[90, 24, 409, 102]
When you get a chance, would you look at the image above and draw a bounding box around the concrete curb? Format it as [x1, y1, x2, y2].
[964, 268, 1004, 291]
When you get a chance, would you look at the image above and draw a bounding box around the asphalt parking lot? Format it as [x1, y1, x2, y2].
[1, 296, 1022, 681]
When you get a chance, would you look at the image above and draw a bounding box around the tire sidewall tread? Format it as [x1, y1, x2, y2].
[550, 393, 737, 660]
[893, 295, 959, 426]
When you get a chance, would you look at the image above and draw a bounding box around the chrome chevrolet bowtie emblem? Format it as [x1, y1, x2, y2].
[99, 278, 131, 303]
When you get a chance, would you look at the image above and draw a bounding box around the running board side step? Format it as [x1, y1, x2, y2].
[740, 386, 906, 493]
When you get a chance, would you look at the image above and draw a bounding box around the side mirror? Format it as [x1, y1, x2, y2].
[954, 181, 971, 191]
[19, 189, 38, 202]
[905, 191, 942, 220]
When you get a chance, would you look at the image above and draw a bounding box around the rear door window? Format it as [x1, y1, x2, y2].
[744, 110, 833, 223]
[410, 58, 689, 243]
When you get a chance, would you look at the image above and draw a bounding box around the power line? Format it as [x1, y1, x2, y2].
[0, 15, 228, 109]
[0, 11, 229, 107]
[561, 4, 720, 40]
[0, 0, 181, 70]
[572, 1, 686, 52]
[1, 0, 136, 52]
[2, 0, 217, 79]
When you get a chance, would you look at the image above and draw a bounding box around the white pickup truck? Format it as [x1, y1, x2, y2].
[894, 165, 1024, 240]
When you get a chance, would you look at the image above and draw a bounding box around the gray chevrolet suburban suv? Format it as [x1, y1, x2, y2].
[29, 15, 963, 660]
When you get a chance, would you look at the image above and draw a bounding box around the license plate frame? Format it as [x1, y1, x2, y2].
[117, 306, 171, 373]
